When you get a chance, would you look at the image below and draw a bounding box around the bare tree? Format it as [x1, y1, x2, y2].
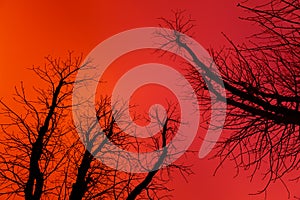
[68, 95, 192, 200]
[68, 96, 131, 200]
[159, 1, 300, 198]
[0, 50, 193, 199]
[0, 52, 85, 199]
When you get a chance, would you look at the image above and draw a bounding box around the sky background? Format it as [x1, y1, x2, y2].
[0, 1, 299, 199]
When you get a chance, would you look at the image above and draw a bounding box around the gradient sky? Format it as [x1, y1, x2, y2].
[0, 1, 299, 199]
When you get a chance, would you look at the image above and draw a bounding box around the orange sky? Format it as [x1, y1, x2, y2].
[0, 1, 298, 199]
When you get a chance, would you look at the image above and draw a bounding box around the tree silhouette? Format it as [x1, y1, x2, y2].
[0, 53, 192, 200]
[0, 52, 85, 199]
[159, 0, 300, 197]
[2, 1, 297, 198]
[68, 97, 192, 200]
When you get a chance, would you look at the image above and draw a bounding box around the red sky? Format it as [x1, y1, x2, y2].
[0, 1, 298, 199]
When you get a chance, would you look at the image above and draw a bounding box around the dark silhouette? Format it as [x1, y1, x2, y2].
[0, 52, 84, 199]
[159, 1, 299, 198]
[68, 98, 191, 200]
[0, 52, 192, 199]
